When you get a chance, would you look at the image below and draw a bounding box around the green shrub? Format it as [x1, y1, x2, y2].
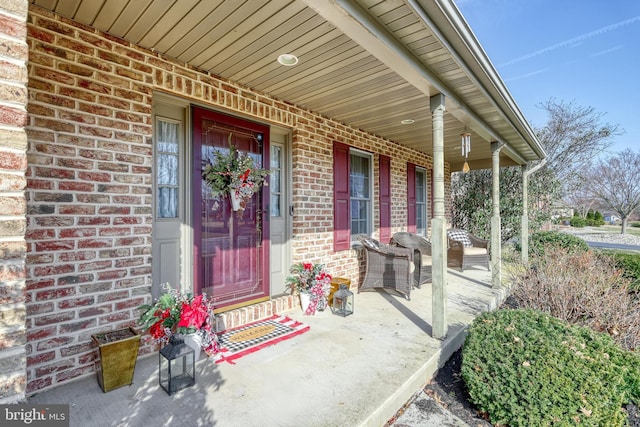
[594, 210, 604, 222]
[569, 215, 586, 227]
[592, 210, 605, 226]
[518, 230, 589, 256]
[603, 250, 640, 292]
[631, 222, 640, 228]
[461, 309, 640, 426]
[584, 210, 604, 226]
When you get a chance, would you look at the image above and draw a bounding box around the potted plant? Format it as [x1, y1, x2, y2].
[91, 327, 141, 393]
[201, 141, 270, 215]
[138, 284, 219, 358]
[286, 263, 332, 315]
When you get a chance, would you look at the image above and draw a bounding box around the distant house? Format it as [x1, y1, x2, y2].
[604, 214, 621, 224]
[551, 202, 574, 220]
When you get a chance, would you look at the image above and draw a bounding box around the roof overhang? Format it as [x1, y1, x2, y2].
[29, 0, 546, 170]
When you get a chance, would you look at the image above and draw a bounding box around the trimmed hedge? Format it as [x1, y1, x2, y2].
[517, 230, 590, 257]
[461, 309, 640, 426]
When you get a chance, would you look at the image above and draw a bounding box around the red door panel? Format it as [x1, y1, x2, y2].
[193, 107, 270, 309]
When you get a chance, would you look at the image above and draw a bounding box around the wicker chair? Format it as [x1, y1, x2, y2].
[446, 229, 490, 271]
[356, 235, 414, 299]
[390, 232, 432, 287]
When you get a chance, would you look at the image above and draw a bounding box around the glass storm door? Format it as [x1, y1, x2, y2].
[192, 107, 270, 310]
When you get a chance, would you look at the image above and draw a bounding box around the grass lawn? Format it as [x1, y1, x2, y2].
[601, 224, 640, 236]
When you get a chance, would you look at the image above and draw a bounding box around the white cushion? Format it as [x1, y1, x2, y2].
[463, 247, 487, 256]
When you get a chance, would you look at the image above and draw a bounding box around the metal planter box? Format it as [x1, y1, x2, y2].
[91, 327, 141, 393]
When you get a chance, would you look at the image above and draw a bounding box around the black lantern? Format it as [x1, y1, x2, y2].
[331, 284, 354, 317]
[159, 336, 195, 395]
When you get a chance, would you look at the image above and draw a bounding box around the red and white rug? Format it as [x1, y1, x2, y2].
[214, 314, 309, 364]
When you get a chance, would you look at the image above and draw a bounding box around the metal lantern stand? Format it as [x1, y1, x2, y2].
[331, 284, 354, 317]
[159, 336, 195, 395]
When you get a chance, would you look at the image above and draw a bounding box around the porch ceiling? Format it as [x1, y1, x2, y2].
[29, 0, 546, 170]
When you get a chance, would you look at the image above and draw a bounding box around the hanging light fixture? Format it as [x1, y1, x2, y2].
[461, 130, 471, 173]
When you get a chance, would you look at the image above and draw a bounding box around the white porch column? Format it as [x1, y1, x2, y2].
[430, 94, 447, 339]
[490, 142, 503, 288]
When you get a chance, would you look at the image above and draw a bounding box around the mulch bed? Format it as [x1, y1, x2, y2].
[422, 348, 493, 426]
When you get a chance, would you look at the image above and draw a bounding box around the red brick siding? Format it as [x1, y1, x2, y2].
[0, 0, 29, 404]
[24, 5, 450, 394]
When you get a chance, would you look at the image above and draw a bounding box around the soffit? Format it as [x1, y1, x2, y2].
[29, 0, 545, 170]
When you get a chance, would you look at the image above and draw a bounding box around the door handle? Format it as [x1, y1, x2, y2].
[289, 205, 294, 216]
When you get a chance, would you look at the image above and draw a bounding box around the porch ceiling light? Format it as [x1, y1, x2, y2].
[277, 53, 298, 66]
[401, 119, 415, 125]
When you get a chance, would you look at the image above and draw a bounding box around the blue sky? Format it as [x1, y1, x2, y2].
[456, 0, 640, 154]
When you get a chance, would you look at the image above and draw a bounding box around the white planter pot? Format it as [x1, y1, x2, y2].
[299, 292, 312, 313]
[184, 333, 203, 360]
[229, 191, 243, 211]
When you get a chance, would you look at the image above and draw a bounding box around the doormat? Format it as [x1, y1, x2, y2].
[214, 314, 309, 364]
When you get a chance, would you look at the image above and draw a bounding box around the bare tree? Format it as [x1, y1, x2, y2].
[563, 178, 595, 218]
[587, 149, 640, 234]
[452, 99, 619, 239]
[536, 99, 621, 194]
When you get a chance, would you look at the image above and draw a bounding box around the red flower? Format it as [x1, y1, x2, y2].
[239, 168, 251, 182]
[177, 294, 209, 330]
[149, 321, 166, 339]
[317, 271, 332, 281]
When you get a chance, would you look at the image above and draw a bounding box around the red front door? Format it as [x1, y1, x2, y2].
[192, 107, 270, 310]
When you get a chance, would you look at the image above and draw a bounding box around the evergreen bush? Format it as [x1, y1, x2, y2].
[518, 230, 589, 256]
[603, 250, 640, 292]
[570, 215, 586, 227]
[461, 309, 640, 426]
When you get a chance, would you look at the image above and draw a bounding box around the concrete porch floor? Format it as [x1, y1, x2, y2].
[28, 268, 507, 427]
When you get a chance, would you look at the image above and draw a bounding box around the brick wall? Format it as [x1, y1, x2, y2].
[0, 0, 29, 404]
[24, 5, 449, 394]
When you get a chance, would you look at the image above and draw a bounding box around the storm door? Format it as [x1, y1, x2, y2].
[192, 107, 270, 310]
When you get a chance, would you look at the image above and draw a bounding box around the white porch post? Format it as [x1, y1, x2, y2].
[430, 94, 447, 339]
[490, 142, 503, 288]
